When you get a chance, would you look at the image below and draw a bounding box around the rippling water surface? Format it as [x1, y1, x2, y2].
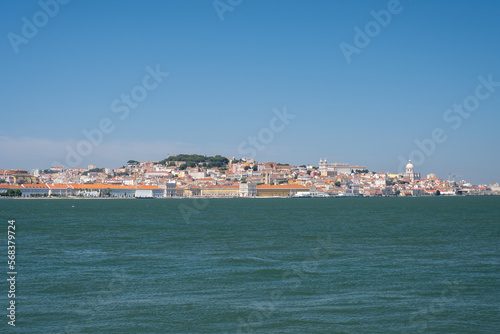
[1, 197, 499, 333]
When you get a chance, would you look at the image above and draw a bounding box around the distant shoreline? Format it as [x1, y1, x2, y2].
[1, 194, 498, 200]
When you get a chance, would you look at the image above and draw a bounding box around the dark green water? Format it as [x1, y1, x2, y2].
[1, 197, 499, 333]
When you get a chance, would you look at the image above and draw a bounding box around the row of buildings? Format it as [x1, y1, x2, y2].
[1, 158, 498, 198]
[0, 182, 310, 198]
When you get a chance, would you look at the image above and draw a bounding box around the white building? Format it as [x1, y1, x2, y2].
[239, 183, 257, 197]
[185, 169, 207, 180]
[164, 181, 177, 197]
[135, 189, 154, 198]
[109, 188, 136, 197]
[489, 182, 500, 192]
[319, 159, 366, 174]
[145, 171, 172, 178]
[135, 186, 164, 198]
[403, 160, 420, 181]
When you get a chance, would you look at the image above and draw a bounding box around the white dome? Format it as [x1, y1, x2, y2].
[406, 160, 414, 169]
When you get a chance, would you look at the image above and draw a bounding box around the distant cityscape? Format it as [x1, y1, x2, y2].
[1, 154, 499, 198]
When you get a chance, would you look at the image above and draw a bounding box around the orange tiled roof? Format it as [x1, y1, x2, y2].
[257, 185, 307, 189]
[202, 185, 239, 189]
[0, 184, 23, 189]
[47, 184, 70, 189]
[22, 183, 48, 189]
[69, 183, 136, 190]
[137, 185, 162, 190]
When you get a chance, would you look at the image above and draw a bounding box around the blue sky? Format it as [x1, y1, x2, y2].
[1, 0, 499, 184]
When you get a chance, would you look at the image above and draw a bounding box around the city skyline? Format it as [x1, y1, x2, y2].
[1, 0, 500, 185]
[3, 154, 497, 198]
[0, 154, 492, 187]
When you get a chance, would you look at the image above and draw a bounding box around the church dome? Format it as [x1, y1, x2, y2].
[406, 160, 414, 169]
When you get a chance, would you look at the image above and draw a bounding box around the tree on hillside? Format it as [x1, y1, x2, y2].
[159, 154, 229, 168]
[83, 168, 104, 175]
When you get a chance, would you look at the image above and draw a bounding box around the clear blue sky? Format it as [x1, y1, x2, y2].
[1, 0, 499, 185]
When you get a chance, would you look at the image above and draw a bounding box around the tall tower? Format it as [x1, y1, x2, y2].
[264, 172, 271, 185]
[319, 158, 328, 171]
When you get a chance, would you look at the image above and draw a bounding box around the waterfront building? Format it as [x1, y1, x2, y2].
[184, 186, 201, 197]
[256, 184, 309, 197]
[164, 181, 177, 197]
[135, 185, 164, 198]
[490, 182, 500, 192]
[19, 184, 49, 196]
[70, 184, 137, 197]
[47, 183, 72, 196]
[176, 186, 185, 197]
[0, 184, 23, 195]
[200, 185, 239, 197]
[239, 183, 257, 197]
